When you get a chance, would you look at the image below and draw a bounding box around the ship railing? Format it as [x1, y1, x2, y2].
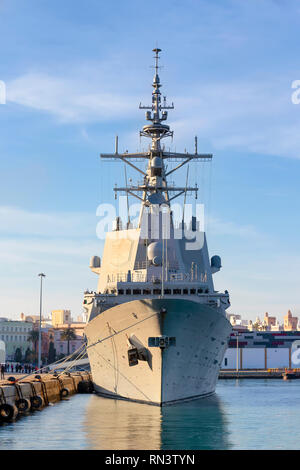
[106, 271, 208, 284]
[134, 260, 180, 270]
[88, 292, 227, 310]
[169, 272, 207, 282]
[107, 272, 148, 283]
[134, 260, 151, 269]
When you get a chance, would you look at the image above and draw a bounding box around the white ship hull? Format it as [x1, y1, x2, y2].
[85, 298, 231, 406]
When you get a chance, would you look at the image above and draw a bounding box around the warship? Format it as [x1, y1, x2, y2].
[84, 48, 232, 406]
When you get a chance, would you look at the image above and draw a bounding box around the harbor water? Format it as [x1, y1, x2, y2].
[1, 379, 300, 450]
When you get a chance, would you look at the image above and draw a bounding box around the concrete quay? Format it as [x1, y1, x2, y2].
[0, 371, 93, 423]
[219, 369, 300, 379]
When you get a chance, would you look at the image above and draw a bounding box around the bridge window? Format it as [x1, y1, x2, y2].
[126, 289, 132, 295]
[183, 289, 188, 295]
[190, 289, 196, 294]
[151, 167, 162, 177]
[164, 289, 171, 294]
[143, 289, 151, 295]
[197, 288, 203, 294]
[133, 289, 141, 295]
[153, 289, 161, 295]
[173, 289, 181, 295]
[118, 289, 124, 295]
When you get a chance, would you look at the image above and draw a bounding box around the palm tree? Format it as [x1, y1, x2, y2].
[28, 330, 39, 364]
[60, 327, 77, 356]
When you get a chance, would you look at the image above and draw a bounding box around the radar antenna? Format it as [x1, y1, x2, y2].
[100, 48, 212, 208]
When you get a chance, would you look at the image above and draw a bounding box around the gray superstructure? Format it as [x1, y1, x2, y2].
[84, 49, 232, 405]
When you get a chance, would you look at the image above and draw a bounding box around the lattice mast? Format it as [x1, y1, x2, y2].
[100, 48, 212, 220]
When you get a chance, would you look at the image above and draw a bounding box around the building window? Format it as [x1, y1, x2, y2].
[173, 289, 181, 295]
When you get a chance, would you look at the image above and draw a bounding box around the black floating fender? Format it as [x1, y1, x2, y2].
[60, 387, 69, 398]
[15, 398, 31, 412]
[30, 395, 44, 409]
[0, 403, 18, 422]
[77, 380, 93, 393]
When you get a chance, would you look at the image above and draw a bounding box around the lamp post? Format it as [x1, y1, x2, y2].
[38, 273, 46, 370]
[235, 332, 241, 375]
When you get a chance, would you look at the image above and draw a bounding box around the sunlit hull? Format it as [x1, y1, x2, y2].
[85, 298, 231, 406]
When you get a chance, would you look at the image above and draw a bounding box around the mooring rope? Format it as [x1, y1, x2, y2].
[86, 309, 161, 350]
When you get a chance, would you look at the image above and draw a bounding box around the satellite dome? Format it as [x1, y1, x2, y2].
[147, 241, 163, 266]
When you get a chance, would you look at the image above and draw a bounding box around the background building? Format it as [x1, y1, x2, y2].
[0, 310, 86, 364]
[48, 310, 86, 360]
[222, 329, 300, 370]
[52, 329, 84, 357]
[0, 340, 5, 364]
[264, 312, 277, 329]
[284, 310, 298, 331]
[0, 318, 34, 361]
[51, 310, 72, 327]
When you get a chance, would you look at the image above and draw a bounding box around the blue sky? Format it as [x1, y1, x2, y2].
[0, 0, 300, 322]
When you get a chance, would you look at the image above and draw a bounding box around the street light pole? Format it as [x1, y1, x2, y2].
[236, 332, 240, 375]
[38, 273, 46, 370]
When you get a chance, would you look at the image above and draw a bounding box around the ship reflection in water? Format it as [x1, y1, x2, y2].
[3, 381, 300, 450]
[84, 394, 230, 450]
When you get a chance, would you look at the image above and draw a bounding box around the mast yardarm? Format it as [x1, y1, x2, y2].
[100, 48, 212, 206]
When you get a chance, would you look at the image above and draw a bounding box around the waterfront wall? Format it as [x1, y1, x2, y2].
[221, 347, 297, 370]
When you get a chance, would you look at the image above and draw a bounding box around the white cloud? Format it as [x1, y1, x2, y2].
[0, 205, 96, 237]
[7, 72, 137, 123]
[170, 79, 300, 159]
[7, 69, 300, 159]
[208, 215, 262, 239]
